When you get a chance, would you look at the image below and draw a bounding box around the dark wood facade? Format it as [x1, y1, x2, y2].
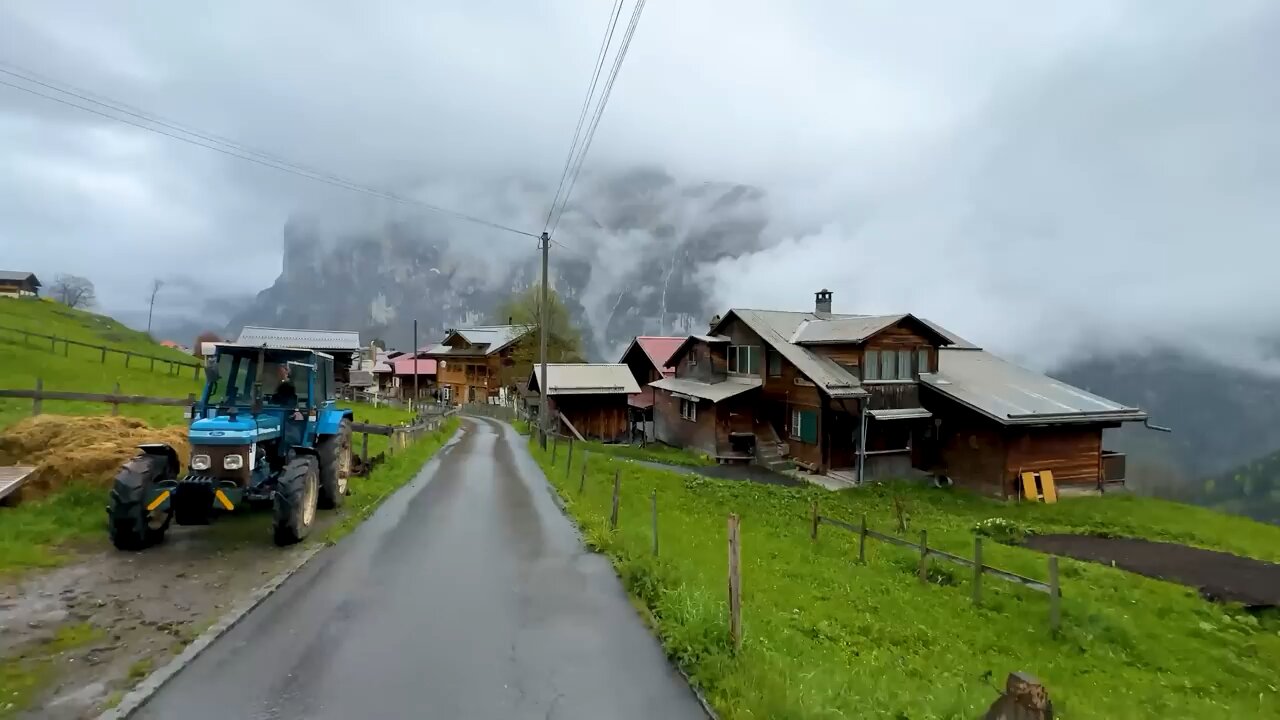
[429, 336, 529, 406]
[548, 394, 631, 442]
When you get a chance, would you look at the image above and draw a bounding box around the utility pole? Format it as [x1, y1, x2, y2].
[146, 278, 164, 336]
[538, 231, 550, 447]
[413, 319, 419, 413]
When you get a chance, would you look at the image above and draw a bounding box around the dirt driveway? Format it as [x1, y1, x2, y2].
[1024, 534, 1280, 607]
[0, 515, 315, 719]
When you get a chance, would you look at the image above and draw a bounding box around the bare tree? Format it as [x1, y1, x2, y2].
[50, 274, 96, 309]
[146, 278, 164, 335]
[193, 331, 222, 357]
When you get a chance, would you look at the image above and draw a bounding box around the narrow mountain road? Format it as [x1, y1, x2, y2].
[132, 418, 705, 720]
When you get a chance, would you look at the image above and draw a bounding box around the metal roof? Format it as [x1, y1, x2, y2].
[426, 324, 531, 357]
[620, 336, 684, 374]
[868, 407, 932, 420]
[0, 271, 39, 285]
[920, 349, 1147, 426]
[790, 314, 907, 344]
[721, 310, 866, 398]
[391, 357, 438, 375]
[527, 364, 641, 396]
[651, 375, 762, 403]
[236, 326, 361, 351]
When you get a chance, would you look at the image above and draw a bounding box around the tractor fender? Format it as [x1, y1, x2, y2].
[136, 443, 181, 477]
[315, 408, 353, 437]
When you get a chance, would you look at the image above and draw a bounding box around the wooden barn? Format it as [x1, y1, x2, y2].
[618, 335, 683, 441]
[0, 271, 40, 298]
[918, 348, 1145, 496]
[527, 363, 640, 442]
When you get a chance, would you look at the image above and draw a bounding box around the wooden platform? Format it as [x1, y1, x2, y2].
[0, 466, 37, 504]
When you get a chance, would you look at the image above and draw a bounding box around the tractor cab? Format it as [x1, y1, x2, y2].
[107, 344, 354, 550]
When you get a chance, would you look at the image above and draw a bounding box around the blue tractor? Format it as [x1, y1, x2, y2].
[108, 344, 354, 549]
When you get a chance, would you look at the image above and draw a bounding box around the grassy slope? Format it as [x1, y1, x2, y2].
[578, 439, 715, 468]
[530, 440, 1280, 719]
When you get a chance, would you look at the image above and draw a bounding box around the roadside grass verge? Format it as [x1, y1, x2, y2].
[529, 439, 1280, 719]
[575, 438, 714, 468]
[323, 416, 460, 543]
[0, 622, 105, 718]
[513, 419, 531, 435]
[0, 484, 105, 575]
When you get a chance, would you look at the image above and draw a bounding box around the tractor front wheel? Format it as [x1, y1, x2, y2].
[108, 453, 174, 551]
[273, 456, 319, 546]
[317, 418, 352, 509]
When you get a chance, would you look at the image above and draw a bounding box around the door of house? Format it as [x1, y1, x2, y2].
[827, 411, 860, 469]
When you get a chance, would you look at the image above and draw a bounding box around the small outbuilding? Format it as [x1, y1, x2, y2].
[527, 363, 640, 442]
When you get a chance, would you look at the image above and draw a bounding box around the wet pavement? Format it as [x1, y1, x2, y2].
[133, 418, 705, 720]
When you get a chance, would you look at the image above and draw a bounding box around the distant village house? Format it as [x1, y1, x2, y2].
[618, 336, 683, 441]
[526, 363, 640, 442]
[423, 324, 534, 405]
[0, 271, 41, 298]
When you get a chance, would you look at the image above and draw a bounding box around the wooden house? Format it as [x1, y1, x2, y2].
[424, 325, 533, 405]
[918, 348, 1144, 496]
[236, 326, 361, 383]
[0, 271, 40, 298]
[649, 290, 1146, 494]
[618, 336, 683, 440]
[390, 355, 438, 400]
[527, 363, 640, 441]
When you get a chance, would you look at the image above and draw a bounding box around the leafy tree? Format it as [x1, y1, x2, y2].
[50, 274, 96, 309]
[492, 284, 584, 389]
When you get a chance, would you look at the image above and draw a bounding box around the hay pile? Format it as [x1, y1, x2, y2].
[0, 416, 188, 499]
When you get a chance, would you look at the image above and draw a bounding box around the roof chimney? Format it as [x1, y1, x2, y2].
[815, 289, 833, 314]
[710, 313, 722, 332]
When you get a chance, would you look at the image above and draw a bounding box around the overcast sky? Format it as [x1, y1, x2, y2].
[2, 1, 1277, 369]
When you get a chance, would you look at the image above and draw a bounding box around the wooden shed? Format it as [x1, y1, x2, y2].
[527, 363, 641, 442]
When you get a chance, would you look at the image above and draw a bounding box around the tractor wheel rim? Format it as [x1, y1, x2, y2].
[302, 471, 317, 526]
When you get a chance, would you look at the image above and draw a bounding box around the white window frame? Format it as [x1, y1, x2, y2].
[917, 348, 930, 374]
[790, 408, 802, 440]
[728, 345, 760, 375]
[680, 398, 698, 421]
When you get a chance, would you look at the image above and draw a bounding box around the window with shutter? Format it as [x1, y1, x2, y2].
[790, 409, 818, 443]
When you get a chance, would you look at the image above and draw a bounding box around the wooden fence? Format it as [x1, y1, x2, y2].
[0, 324, 203, 379]
[811, 503, 1061, 631]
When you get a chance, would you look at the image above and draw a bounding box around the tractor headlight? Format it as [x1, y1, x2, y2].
[223, 454, 244, 470]
[191, 454, 211, 471]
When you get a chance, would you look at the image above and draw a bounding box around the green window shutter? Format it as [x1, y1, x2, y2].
[800, 410, 818, 444]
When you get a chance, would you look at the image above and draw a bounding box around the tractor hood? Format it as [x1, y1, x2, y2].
[189, 413, 284, 445]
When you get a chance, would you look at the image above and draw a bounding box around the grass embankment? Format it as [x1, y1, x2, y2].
[0, 622, 105, 718]
[529, 440, 1280, 719]
[324, 416, 460, 542]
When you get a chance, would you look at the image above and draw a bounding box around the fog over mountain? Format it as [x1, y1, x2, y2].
[2, 1, 1278, 374]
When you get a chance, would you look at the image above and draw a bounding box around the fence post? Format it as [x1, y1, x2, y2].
[50, 336, 56, 352]
[918, 530, 929, 584]
[578, 452, 588, 494]
[973, 537, 984, 606]
[361, 433, 369, 467]
[62, 339, 69, 357]
[810, 500, 819, 541]
[1048, 556, 1061, 632]
[609, 469, 621, 530]
[111, 382, 121, 416]
[125, 352, 131, 368]
[551, 435, 558, 465]
[32, 378, 42, 416]
[858, 514, 867, 564]
[193, 365, 199, 381]
[727, 513, 742, 652]
[651, 490, 659, 556]
[566, 438, 574, 478]
[100, 347, 107, 364]
[150, 357, 155, 371]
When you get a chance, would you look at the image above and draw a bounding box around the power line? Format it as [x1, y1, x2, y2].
[0, 68, 538, 238]
[542, 0, 626, 232]
[550, 0, 648, 236]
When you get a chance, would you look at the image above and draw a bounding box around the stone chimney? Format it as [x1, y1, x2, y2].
[710, 314, 722, 333]
[815, 289, 833, 314]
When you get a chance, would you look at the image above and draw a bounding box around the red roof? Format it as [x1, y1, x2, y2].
[631, 336, 683, 376]
[391, 357, 437, 376]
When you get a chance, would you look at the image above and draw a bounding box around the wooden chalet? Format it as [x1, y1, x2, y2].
[618, 336, 683, 440]
[527, 363, 640, 441]
[648, 290, 1146, 495]
[424, 325, 533, 405]
[390, 355, 438, 400]
[0, 271, 40, 298]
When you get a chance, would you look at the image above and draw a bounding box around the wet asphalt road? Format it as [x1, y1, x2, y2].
[133, 418, 705, 720]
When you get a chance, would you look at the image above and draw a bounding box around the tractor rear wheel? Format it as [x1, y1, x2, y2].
[108, 453, 174, 551]
[317, 418, 352, 509]
[273, 456, 319, 546]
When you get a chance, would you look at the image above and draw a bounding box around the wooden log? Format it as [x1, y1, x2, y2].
[918, 530, 929, 584]
[1048, 556, 1061, 632]
[858, 514, 867, 564]
[973, 536, 984, 606]
[651, 490, 659, 556]
[727, 513, 742, 652]
[32, 378, 42, 416]
[810, 500, 819, 541]
[983, 672, 1053, 720]
[609, 469, 621, 531]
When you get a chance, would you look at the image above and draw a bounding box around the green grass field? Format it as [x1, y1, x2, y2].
[530, 440, 1280, 719]
[577, 439, 715, 468]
